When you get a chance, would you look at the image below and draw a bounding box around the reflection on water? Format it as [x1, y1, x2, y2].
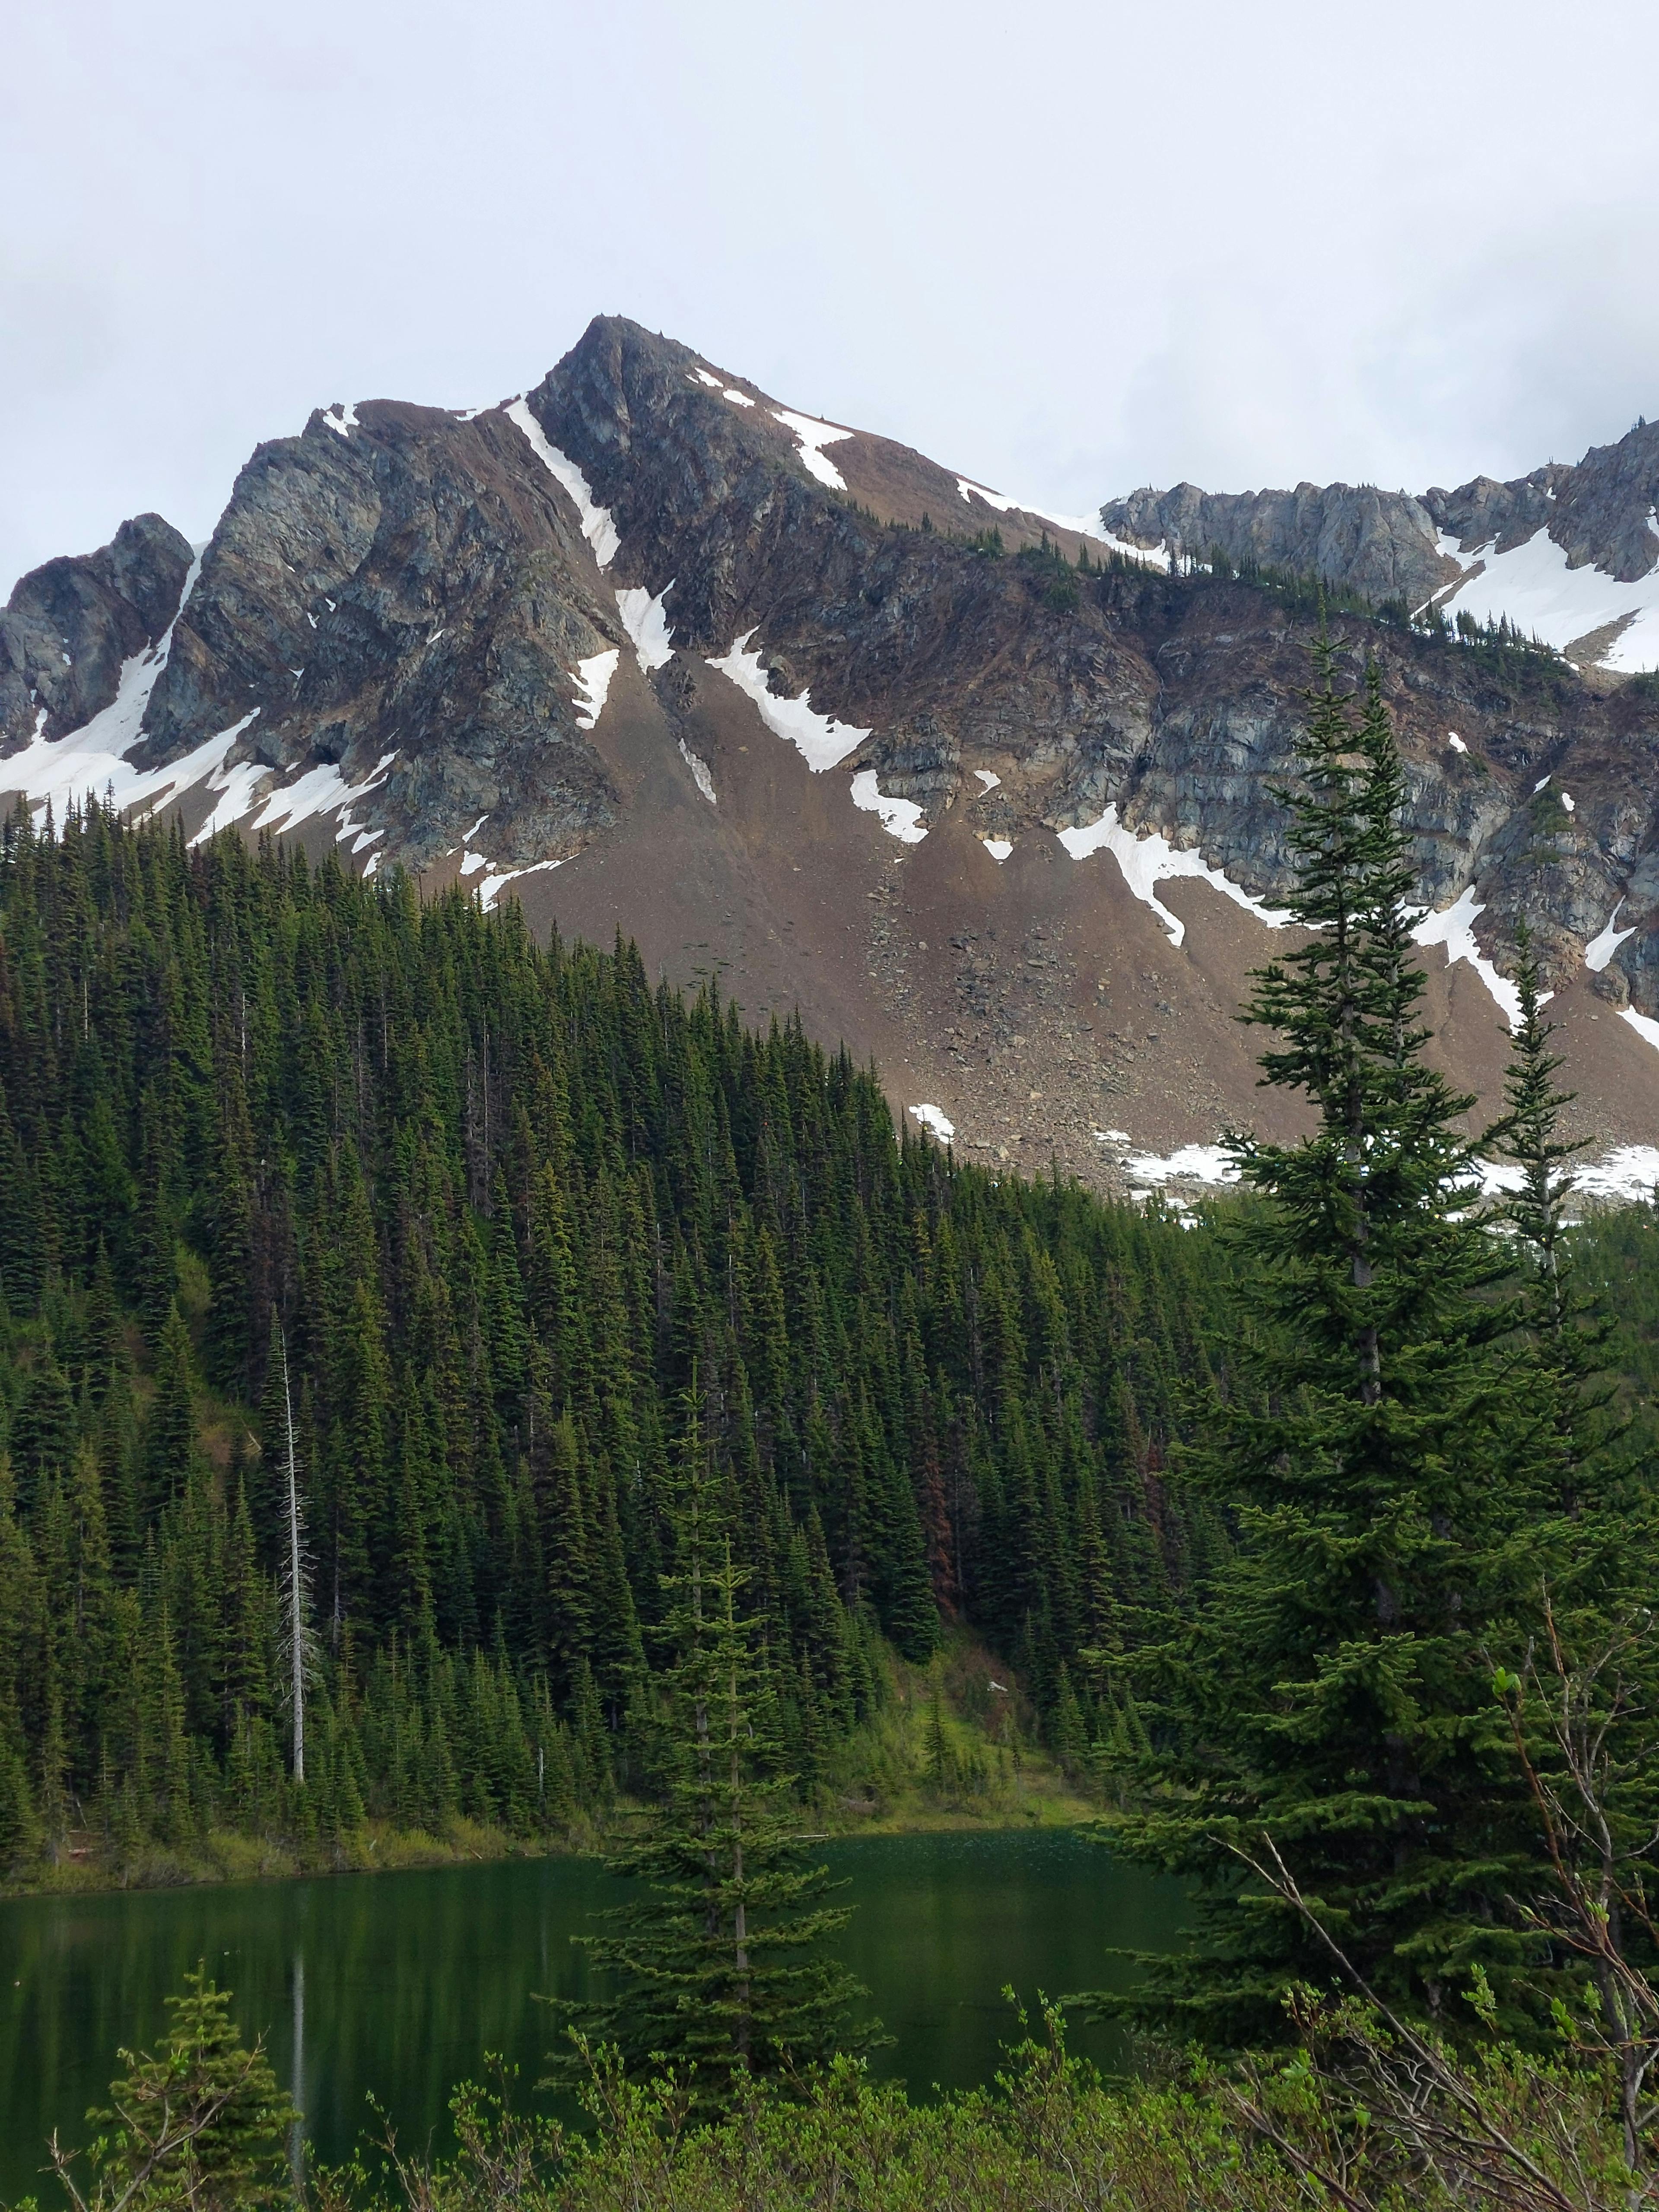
[0, 1829, 1183, 2196]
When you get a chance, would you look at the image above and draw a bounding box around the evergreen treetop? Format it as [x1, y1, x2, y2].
[1111, 641, 1616, 2044]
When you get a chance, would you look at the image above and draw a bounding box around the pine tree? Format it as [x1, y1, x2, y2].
[65, 1966, 297, 2211]
[559, 1385, 873, 2106]
[1112, 647, 1579, 2041]
[1495, 922, 1621, 1523]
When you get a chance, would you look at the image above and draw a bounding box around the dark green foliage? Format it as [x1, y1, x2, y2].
[558, 1385, 871, 2103]
[65, 1965, 296, 2210]
[1112, 647, 1617, 2043]
[0, 798, 1231, 1859]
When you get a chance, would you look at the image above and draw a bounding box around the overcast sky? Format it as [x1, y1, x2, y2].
[6, 0, 1658, 589]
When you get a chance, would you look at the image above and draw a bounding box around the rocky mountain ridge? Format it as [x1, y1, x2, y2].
[5, 316, 1659, 1191]
[1102, 416, 1659, 671]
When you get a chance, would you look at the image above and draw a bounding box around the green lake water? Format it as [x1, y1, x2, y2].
[0, 1830, 1185, 2198]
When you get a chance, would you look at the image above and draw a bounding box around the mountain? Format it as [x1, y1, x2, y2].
[5, 315, 1659, 1195]
[1102, 415, 1659, 671]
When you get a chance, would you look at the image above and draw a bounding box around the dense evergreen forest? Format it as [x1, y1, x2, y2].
[0, 798, 1238, 1866]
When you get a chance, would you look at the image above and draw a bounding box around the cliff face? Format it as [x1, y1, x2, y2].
[1104, 416, 1659, 667]
[6, 316, 1659, 1187]
[0, 514, 194, 745]
[1100, 480, 1456, 609]
[1425, 420, 1659, 583]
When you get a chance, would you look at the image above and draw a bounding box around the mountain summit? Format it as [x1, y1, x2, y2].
[5, 315, 1659, 1191]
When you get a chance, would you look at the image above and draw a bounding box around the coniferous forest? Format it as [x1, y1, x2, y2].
[0, 796, 1234, 1869]
[18, 658, 1659, 2212]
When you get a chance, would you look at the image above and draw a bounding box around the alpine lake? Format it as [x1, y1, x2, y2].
[0, 1829, 1185, 2198]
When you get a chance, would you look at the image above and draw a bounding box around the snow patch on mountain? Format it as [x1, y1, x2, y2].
[1057, 804, 1292, 946]
[772, 409, 854, 491]
[954, 478, 1170, 568]
[1411, 885, 1526, 1028]
[571, 648, 619, 731]
[1440, 527, 1659, 670]
[909, 1104, 955, 1141]
[477, 856, 562, 912]
[1094, 526, 1172, 572]
[706, 630, 870, 771]
[0, 547, 225, 821]
[1570, 1145, 1659, 1203]
[850, 769, 926, 844]
[251, 750, 397, 838]
[1124, 1143, 1239, 1188]
[679, 740, 716, 804]
[1586, 901, 1637, 972]
[506, 399, 620, 568]
[982, 837, 1013, 861]
[189, 745, 273, 845]
[617, 582, 674, 672]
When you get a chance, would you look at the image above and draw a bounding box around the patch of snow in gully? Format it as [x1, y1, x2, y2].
[723, 388, 754, 408]
[477, 857, 562, 912]
[973, 768, 1001, 791]
[188, 743, 272, 844]
[909, 1105, 955, 1141]
[772, 409, 855, 491]
[1057, 803, 1291, 947]
[1440, 527, 1659, 671]
[1446, 732, 1468, 753]
[1586, 901, 1637, 972]
[617, 583, 675, 672]
[571, 648, 620, 731]
[459, 851, 488, 877]
[850, 769, 926, 844]
[505, 399, 620, 568]
[706, 631, 870, 772]
[691, 368, 722, 388]
[251, 750, 397, 837]
[1411, 885, 1528, 1029]
[322, 404, 359, 437]
[679, 741, 716, 805]
[982, 837, 1013, 861]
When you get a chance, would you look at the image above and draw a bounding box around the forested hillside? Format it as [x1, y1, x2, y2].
[0, 799, 1237, 1866]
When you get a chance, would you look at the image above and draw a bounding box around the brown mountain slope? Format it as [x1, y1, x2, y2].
[6, 315, 1659, 1193]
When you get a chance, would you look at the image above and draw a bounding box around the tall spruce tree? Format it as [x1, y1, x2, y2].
[1495, 923, 1621, 1526]
[557, 1385, 872, 2106]
[1112, 646, 1578, 2042]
